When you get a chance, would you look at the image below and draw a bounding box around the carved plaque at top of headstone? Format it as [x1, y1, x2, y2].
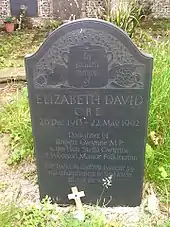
[25, 19, 153, 207]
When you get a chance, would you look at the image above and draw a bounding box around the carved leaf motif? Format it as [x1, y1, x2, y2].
[34, 28, 143, 89]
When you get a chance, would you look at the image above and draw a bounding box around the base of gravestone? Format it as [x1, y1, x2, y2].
[100, 206, 140, 225]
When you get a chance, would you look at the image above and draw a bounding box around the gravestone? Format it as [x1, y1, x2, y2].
[10, 0, 38, 17]
[25, 19, 153, 207]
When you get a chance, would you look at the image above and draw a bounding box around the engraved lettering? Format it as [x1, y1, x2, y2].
[75, 108, 82, 116]
[135, 96, 144, 106]
[74, 107, 101, 117]
[68, 119, 83, 126]
[87, 108, 92, 116]
[109, 140, 117, 146]
[76, 70, 97, 77]
[105, 95, 144, 106]
[101, 132, 109, 139]
[79, 154, 102, 160]
[68, 132, 100, 139]
[102, 147, 128, 154]
[36, 94, 101, 105]
[103, 120, 120, 127]
[82, 146, 100, 153]
[122, 120, 140, 127]
[69, 95, 77, 104]
[61, 95, 69, 104]
[114, 96, 122, 105]
[54, 95, 61, 104]
[91, 95, 100, 105]
[40, 118, 65, 126]
[103, 154, 138, 160]
[96, 108, 101, 116]
[80, 139, 107, 146]
[37, 95, 43, 104]
[121, 95, 133, 105]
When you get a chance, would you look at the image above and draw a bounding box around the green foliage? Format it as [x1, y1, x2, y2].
[0, 24, 61, 69]
[41, 19, 63, 31]
[0, 198, 169, 226]
[0, 198, 59, 227]
[141, 19, 170, 32]
[0, 29, 48, 68]
[163, 222, 170, 227]
[137, 36, 170, 195]
[19, 199, 58, 227]
[140, 19, 170, 43]
[0, 202, 19, 227]
[0, 87, 33, 164]
[145, 144, 155, 178]
[133, 29, 170, 193]
[0, 198, 106, 227]
[147, 41, 170, 184]
[4, 16, 15, 23]
[103, 0, 143, 37]
[59, 210, 105, 227]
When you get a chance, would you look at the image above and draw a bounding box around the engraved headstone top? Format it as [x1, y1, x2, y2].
[25, 19, 153, 207]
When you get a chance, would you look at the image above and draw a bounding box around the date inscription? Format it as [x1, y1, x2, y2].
[36, 91, 144, 190]
[40, 118, 140, 128]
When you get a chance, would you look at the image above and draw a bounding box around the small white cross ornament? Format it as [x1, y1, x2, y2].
[68, 186, 85, 210]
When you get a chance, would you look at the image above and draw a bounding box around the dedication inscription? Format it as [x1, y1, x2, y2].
[25, 19, 153, 206]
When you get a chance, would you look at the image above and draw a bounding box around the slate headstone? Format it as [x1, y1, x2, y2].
[10, 0, 38, 17]
[25, 19, 153, 207]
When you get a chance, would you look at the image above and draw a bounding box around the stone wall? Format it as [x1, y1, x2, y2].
[85, 0, 104, 17]
[52, 0, 82, 20]
[111, 0, 170, 18]
[39, 0, 52, 18]
[152, 0, 170, 18]
[0, 0, 170, 19]
[0, 0, 10, 18]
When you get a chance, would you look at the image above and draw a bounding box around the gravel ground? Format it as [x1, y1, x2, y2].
[0, 134, 39, 206]
[0, 83, 39, 206]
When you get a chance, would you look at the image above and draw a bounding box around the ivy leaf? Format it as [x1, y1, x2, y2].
[158, 167, 168, 179]
[146, 143, 154, 161]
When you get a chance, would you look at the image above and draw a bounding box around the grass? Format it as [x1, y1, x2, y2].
[141, 19, 170, 35]
[0, 20, 62, 69]
[0, 198, 109, 227]
[0, 88, 33, 164]
[0, 198, 169, 227]
[133, 31, 170, 197]
[0, 29, 46, 68]
[0, 202, 19, 227]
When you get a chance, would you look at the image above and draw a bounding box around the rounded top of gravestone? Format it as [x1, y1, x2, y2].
[25, 18, 153, 90]
[25, 18, 152, 61]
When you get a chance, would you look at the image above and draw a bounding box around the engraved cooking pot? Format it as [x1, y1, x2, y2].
[62, 43, 113, 88]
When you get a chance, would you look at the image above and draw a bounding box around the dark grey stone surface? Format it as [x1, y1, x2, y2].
[25, 19, 153, 207]
[10, 0, 38, 17]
